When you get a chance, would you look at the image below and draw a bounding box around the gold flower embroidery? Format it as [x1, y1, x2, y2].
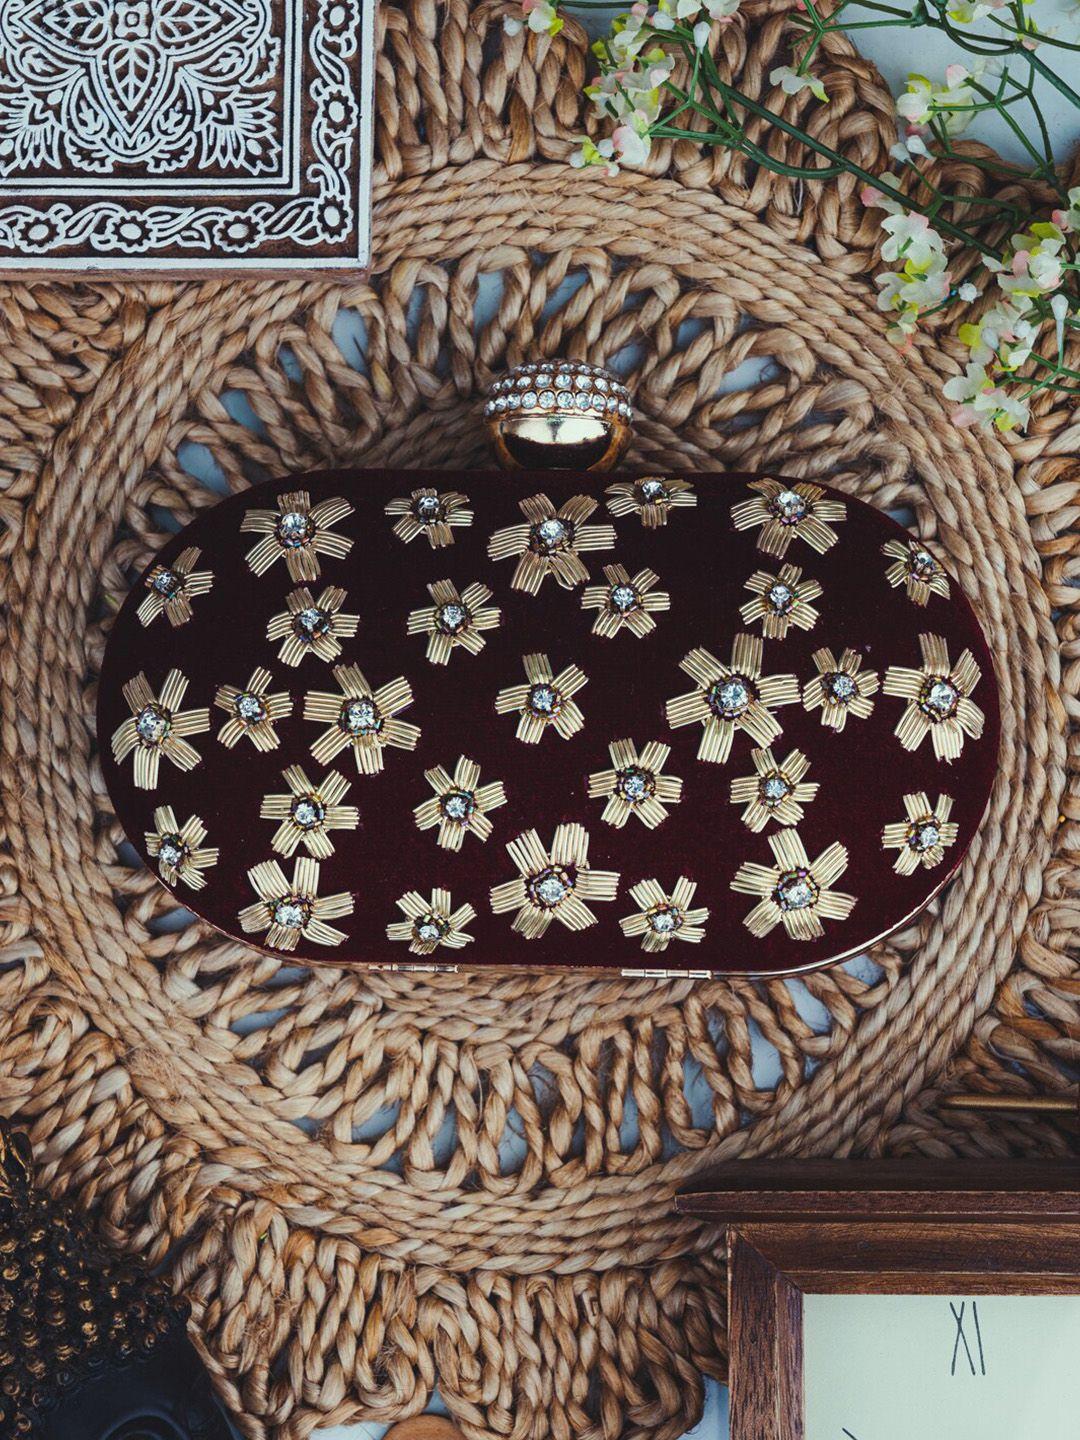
[137, 546, 213, 628]
[387, 888, 477, 954]
[145, 806, 219, 891]
[802, 648, 879, 732]
[731, 830, 855, 942]
[495, 653, 587, 743]
[739, 565, 822, 641]
[883, 633, 985, 763]
[619, 877, 709, 952]
[414, 756, 507, 851]
[260, 765, 359, 859]
[406, 579, 501, 665]
[587, 739, 683, 829]
[385, 487, 473, 548]
[490, 824, 620, 939]
[665, 634, 799, 764]
[882, 539, 951, 606]
[487, 493, 616, 593]
[215, 667, 292, 751]
[304, 664, 420, 774]
[239, 856, 353, 951]
[882, 792, 959, 875]
[605, 476, 697, 527]
[241, 489, 354, 582]
[731, 479, 846, 558]
[266, 586, 360, 667]
[729, 747, 818, 833]
[111, 669, 210, 790]
[581, 564, 671, 638]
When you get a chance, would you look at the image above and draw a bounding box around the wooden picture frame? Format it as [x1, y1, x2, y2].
[676, 1159, 1080, 1440]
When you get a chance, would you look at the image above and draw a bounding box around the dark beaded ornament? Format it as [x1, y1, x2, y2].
[0, 1122, 235, 1439]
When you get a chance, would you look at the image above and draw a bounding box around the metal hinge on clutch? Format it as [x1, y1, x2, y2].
[623, 968, 712, 980]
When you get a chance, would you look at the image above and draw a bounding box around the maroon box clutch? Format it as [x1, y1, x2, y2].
[97, 443, 999, 978]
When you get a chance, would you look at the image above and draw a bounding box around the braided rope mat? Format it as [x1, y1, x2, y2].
[2, 4, 1079, 1437]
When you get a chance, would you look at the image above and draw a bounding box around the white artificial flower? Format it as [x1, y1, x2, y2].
[694, 18, 710, 45]
[895, 65, 978, 134]
[1051, 292, 1071, 355]
[957, 281, 980, 302]
[880, 211, 945, 270]
[770, 64, 829, 103]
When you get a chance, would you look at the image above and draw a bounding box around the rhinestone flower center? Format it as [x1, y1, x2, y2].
[617, 765, 655, 803]
[273, 896, 310, 929]
[774, 869, 820, 912]
[294, 607, 330, 639]
[135, 704, 171, 745]
[277, 511, 314, 548]
[530, 866, 572, 909]
[527, 683, 562, 718]
[708, 674, 755, 719]
[760, 774, 791, 805]
[440, 789, 475, 822]
[235, 692, 267, 723]
[531, 518, 572, 554]
[436, 602, 469, 634]
[911, 548, 938, 577]
[770, 489, 808, 525]
[342, 697, 382, 735]
[921, 677, 959, 718]
[157, 834, 187, 868]
[415, 913, 448, 944]
[152, 568, 181, 597]
[648, 905, 681, 935]
[291, 795, 325, 829]
[638, 478, 667, 503]
[909, 818, 941, 852]
[414, 495, 442, 523]
[611, 584, 639, 613]
[766, 582, 795, 614]
[826, 672, 857, 704]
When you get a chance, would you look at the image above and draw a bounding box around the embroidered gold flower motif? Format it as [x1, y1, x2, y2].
[385, 487, 473, 547]
[490, 824, 620, 939]
[387, 888, 477, 954]
[587, 739, 683, 829]
[605, 476, 697, 527]
[739, 565, 822, 640]
[260, 765, 359, 859]
[414, 756, 507, 850]
[145, 806, 218, 891]
[731, 479, 846, 558]
[487, 493, 616, 592]
[495, 653, 587, 743]
[239, 856, 353, 951]
[882, 539, 951, 606]
[241, 489, 354, 582]
[581, 564, 671, 638]
[111, 669, 210, 790]
[665, 634, 799, 764]
[731, 830, 855, 942]
[137, 546, 213, 628]
[406, 579, 501, 665]
[802, 648, 879, 732]
[304, 664, 420, 773]
[266, 586, 360, 667]
[882, 792, 959, 875]
[619, 877, 709, 952]
[729, 747, 818, 833]
[883, 633, 985, 763]
[215, 667, 293, 752]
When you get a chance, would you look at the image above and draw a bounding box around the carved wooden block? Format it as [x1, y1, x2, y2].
[0, 0, 374, 274]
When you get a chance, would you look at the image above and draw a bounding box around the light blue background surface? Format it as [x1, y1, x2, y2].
[174, 5, 1077, 1434]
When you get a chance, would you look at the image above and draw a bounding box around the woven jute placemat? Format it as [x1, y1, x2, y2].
[1, 3, 1078, 1437]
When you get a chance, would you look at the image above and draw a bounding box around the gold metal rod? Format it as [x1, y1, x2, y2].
[941, 1093, 1078, 1113]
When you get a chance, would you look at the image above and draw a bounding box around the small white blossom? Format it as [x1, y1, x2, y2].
[770, 64, 829, 103]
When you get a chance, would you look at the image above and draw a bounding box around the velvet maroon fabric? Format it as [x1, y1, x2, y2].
[97, 468, 1000, 976]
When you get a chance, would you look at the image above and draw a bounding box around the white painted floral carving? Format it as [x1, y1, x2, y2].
[0, 0, 281, 177]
